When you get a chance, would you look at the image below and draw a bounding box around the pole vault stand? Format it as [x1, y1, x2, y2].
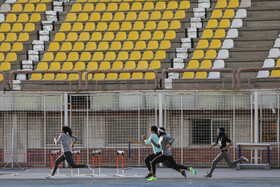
[91, 150, 108, 178]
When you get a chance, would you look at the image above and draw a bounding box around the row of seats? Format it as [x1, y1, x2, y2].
[0, 33, 29, 42]
[4, 13, 41, 23]
[53, 30, 176, 42]
[42, 51, 166, 62]
[11, 3, 46, 12]
[65, 11, 185, 24]
[0, 53, 17, 62]
[215, 0, 239, 9]
[0, 23, 35, 32]
[0, 43, 23, 52]
[211, 9, 246, 19]
[197, 39, 234, 50]
[11, 0, 51, 3]
[48, 40, 171, 52]
[191, 49, 228, 60]
[206, 19, 231, 29]
[75, 0, 181, 2]
[70, 1, 190, 13]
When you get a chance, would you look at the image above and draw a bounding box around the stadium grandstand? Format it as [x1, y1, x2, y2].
[0, 0, 280, 171]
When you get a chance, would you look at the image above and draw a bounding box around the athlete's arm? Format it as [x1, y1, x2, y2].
[144, 135, 152, 144]
[151, 139, 160, 148]
[54, 134, 62, 145]
[222, 141, 233, 151]
[71, 136, 78, 148]
[208, 142, 218, 150]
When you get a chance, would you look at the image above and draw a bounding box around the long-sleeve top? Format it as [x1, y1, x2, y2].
[144, 133, 161, 154]
[55, 133, 78, 153]
[151, 134, 175, 156]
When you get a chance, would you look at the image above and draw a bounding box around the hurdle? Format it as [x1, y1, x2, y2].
[71, 150, 80, 176]
[115, 150, 125, 177]
[51, 150, 60, 176]
[92, 150, 102, 176]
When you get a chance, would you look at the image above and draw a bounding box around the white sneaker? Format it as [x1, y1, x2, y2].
[46, 175, 54, 179]
[241, 156, 249, 162]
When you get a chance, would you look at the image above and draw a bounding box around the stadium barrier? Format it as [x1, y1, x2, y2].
[92, 150, 102, 176]
[115, 151, 125, 177]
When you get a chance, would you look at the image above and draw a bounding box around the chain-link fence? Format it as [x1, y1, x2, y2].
[0, 90, 279, 169]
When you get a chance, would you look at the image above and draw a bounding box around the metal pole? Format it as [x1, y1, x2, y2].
[44, 96, 46, 166]
[138, 95, 140, 166]
[180, 95, 183, 164]
[233, 94, 236, 160]
[11, 128, 14, 168]
[159, 93, 163, 127]
[87, 95, 89, 164]
[64, 93, 68, 127]
[277, 93, 280, 167]
[254, 92, 259, 164]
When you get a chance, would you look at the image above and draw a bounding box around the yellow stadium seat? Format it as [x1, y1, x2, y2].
[192, 50, 204, 60]
[154, 51, 166, 60]
[11, 23, 23, 32]
[112, 0, 122, 2]
[72, 22, 83, 32]
[131, 2, 142, 11]
[214, 29, 226, 39]
[93, 73, 105, 81]
[12, 4, 23, 12]
[182, 60, 200, 79]
[92, 52, 104, 61]
[78, 32, 90, 41]
[195, 60, 212, 79]
[113, 12, 125, 22]
[6, 33, 17, 42]
[42, 52, 54, 62]
[104, 52, 116, 61]
[77, 13, 88, 22]
[209, 39, 222, 49]
[142, 51, 153, 61]
[84, 22, 95, 32]
[271, 60, 280, 77]
[133, 21, 144, 31]
[95, 3, 106, 12]
[5, 14, 17, 23]
[120, 22, 132, 31]
[159, 40, 171, 50]
[211, 9, 223, 19]
[99, 0, 110, 2]
[219, 19, 231, 28]
[147, 41, 158, 50]
[138, 12, 149, 21]
[66, 32, 78, 41]
[80, 52, 91, 61]
[127, 31, 139, 41]
[158, 21, 168, 30]
[216, 0, 227, 8]
[152, 31, 164, 40]
[167, 1, 178, 10]
[204, 50, 217, 60]
[140, 31, 152, 40]
[76, 0, 87, 2]
[36, 62, 48, 70]
[116, 52, 128, 61]
[99, 61, 111, 70]
[201, 29, 213, 39]
[85, 42, 97, 51]
[60, 23, 71, 32]
[35, 3, 46, 12]
[6, 53, 17, 62]
[103, 32, 115, 42]
[18, 33, 29, 42]
[111, 61, 123, 70]
[41, 0, 52, 3]
[101, 12, 113, 22]
[179, 1, 190, 10]
[88, 0, 98, 2]
[67, 52, 79, 61]
[174, 10, 186, 20]
[131, 72, 143, 79]
[0, 23, 11, 32]
[61, 62, 73, 71]
[150, 11, 161, 21]
[135, 41, 146, 50]
[23, 23, 35, 32]
[83, 3, 94, 12]
[54, 32, 65, 42]
[65, 13, 77, 22]
[108, 22, 120, 31]
[107, 3, 118, 12]
[110, 41, 122, 51]
[125, 12, 137, 21]
[169, 20, 181, 30]
[55, 73, 67, 81]
[206, 19, 218, 29]
[196, 40, 209, 50]
[71, 3, 82, 12]
[115, 32, 127, 41]
[96, 22, 107, 31]
[23, 4, 35, 13]
[144, 72, 155, 80]
[0, 53, 4, 61]
[49, 62, 61, 71]
[137, 61, 148, 70]
[12, 43, 23, 52]
[119, 3, 130, 11]
[30, 13, 41, 23]
[145, 21, 156, 31]
[29, 0, 40, 3]
[0, 43, 11, 52]
[89, 13, 101, 22]
[155, 2, 166, 10]
[60, 42, 72, 52]
[0, 33, 3, 42]
[124, 61, 136, 71]
[55, 52, 67, 62]
[30, 73, 42, 80]
[106, 72, 118, 80]
[73, 42, 84, 52]
[87, 61, 98, 71]
[97, 42, 109, 51]
[130, 51, 141, 61]
[122, 41, 134, 50]
[90, 32, 102, 41]
[143, 2, 154, 11]
[17, 0, 28, 3]
[228, 0, 239, 8]
[223, 9, 235, 18]
[149, 60, 161, 70]
[48, 42, 60, 52]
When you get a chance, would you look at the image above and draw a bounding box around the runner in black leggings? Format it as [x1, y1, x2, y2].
[147, 127, 196, 181]
[46, 126, 92, 179]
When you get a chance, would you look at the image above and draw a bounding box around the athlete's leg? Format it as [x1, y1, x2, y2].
[64, 152, 87, 168]
[52, 154, 66, 175]
[208, 152, 225, 175]
[145, 153, 158, 172]
[224, 151, 242, 167]
[150, 155, 168, 176]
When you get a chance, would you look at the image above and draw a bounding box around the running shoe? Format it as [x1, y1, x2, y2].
[241, 156, 249, 162]
[145, 173, 153, 178]
[147, 176, 157, 181]
[189, 167, 196, 175]
[181, 170, 187, 179]
[204, 173, 212, 178]
[87, 163, 93, 170]
[46, 175, 54, 179]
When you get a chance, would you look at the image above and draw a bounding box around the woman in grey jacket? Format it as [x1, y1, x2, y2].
[148, 127, 196, 181]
